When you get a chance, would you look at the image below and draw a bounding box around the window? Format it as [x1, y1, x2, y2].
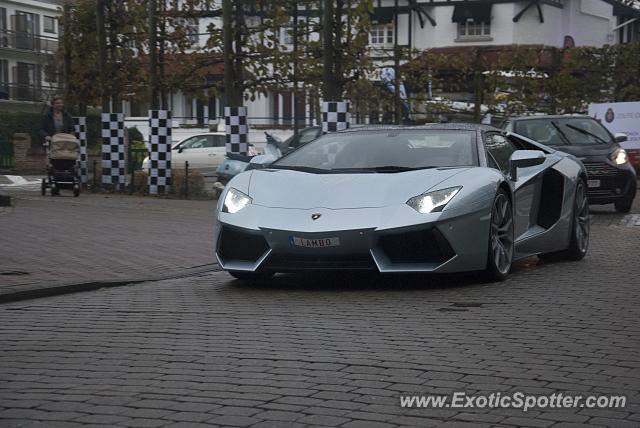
[458, 19, 490, 38]
[44, 64, 57, 83]
[0, 59, 8, 97]
[514, 118, 613, 146]
[209, 135, 226, 147]
[273, 130, 477, 171]
[484, 133, 516, 173]
[281, 27, 293, 46]
[370, 24, 393, 46]
[179, 135, 211, 150]
[0, 7, 6, 33]
[280, 20, 305, 47]
[44, 16, 55, 33]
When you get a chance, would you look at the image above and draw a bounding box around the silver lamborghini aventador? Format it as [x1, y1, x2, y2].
[215, 124, 590, 281]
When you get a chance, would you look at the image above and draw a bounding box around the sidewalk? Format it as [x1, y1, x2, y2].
[0, 191, 220, 302]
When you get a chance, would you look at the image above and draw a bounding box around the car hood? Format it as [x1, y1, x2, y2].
[551, 143, 617, 159]
[247, 167, 469, 209]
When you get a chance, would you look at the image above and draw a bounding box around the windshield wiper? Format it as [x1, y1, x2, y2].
[331, 166, 438, 173]
[269, 165, 332, 174]
[550, 121, 571, 145]
[564, 123, 608, 145]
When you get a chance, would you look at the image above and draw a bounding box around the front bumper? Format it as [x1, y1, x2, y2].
[582, 160, 637, 204]
[215, 203, 491, 274]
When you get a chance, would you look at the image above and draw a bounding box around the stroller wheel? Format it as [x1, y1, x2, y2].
[41, 180, 46, 196]
[73, 185, 80, 197]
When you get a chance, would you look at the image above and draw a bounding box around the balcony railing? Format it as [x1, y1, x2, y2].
[0, 83, 62, 102]
[0, 30, 59, 54]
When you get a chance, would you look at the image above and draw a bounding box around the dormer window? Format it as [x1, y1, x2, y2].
[452, 3, 492, 41]
[458, 19, 491, 38]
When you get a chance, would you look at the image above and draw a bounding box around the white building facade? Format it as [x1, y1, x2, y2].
[0, 0, 61, 103]
[157, 0, 639, 128]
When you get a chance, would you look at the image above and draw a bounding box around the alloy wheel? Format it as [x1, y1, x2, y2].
[490, 193, 514, 275]
[574, 181, 589, 254]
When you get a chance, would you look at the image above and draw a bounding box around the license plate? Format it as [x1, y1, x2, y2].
[587, 179, 600, 188]
[291, 236, 341, 248]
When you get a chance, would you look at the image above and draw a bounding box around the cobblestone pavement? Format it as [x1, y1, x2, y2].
[0, 190, 219, 299]
[1, 198, 639, 426]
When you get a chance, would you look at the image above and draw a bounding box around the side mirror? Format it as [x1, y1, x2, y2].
[248, 153, 277, 170]
[614, 133, 628, 143]
[509, 150, 546, 181]
[178, 146, 184, 153]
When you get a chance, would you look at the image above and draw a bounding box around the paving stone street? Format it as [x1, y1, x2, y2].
[0, 184, 639, 427]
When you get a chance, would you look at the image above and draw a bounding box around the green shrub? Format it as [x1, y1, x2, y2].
[129, 169, 210, 199]
[127, 126, 144, 146]
[0, 111, 42, 144]
[0, 111, 103, 152]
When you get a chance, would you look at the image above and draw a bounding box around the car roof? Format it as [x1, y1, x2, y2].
[338, 123, 501, 133]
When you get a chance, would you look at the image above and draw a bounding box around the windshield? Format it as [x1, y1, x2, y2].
[270, 130, 478, 172]
[514, 118, 613, 146]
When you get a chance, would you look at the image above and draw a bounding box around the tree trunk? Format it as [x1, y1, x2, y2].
[223, 0, 234, 107]
[96, 0, 109, 112]
[322, 0, 337, 101]
[149, 0, 159, 110]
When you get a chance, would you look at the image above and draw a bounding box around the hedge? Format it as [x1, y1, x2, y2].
[0, 111, 103, 153]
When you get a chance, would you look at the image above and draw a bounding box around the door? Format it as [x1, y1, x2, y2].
[484, 132, 547, 241]
[205, 134, 227, 170]
[172, 135, 211, 169]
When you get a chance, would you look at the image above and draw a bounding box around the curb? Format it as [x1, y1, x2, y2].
[0, 263, 222, 304]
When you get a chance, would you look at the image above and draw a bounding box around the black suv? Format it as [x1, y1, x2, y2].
[503, 115, 637, 213]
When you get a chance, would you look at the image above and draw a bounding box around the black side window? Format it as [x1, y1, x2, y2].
[209, 135, 226, 147]
[485, 133, 516, 173]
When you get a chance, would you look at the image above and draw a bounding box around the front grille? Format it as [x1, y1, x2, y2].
[217, 227, 270, 262]
[582, 161, 629, 197]
[583, 161, 621, 177]
[377, 228, 455, 264]
[262, 253, 376, 271]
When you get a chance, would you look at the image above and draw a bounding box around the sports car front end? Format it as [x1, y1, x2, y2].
[215, 165, 503, 275]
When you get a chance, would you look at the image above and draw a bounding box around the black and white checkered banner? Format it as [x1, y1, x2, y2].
[73, 116, 87, 184]
[322, 101, 350, 133]
[101, 113, 125, 189]
[224, 106, 248, 154]
[148, 110, 172, 194]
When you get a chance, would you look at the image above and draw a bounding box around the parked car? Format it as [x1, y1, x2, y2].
[141, 133, 227, 174]
[503, 115, 637, 213]
[216, 124, 590, 282]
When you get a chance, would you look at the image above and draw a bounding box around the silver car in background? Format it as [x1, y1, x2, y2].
[215, 124, 590, 282]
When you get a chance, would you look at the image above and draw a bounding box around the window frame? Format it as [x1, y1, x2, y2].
[43, 16, 56, 34]
[457, 18, 491, 41]
[483, 131, 517, 174]
[369, 23, 394, 46]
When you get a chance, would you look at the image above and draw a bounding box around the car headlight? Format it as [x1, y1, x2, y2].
[611, 148, 628, 165]
[407, 186, 462, 214]
[222, 188, 252, 213]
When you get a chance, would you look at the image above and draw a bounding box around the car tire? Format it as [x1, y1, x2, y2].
[614, 195, 633, 213]
[484, 189, 514, 282]
[228, 271, 275, 282]
[539, 179, 589, 262]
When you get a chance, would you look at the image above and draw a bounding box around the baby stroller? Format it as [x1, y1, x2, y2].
[41, 133, 81, 197]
